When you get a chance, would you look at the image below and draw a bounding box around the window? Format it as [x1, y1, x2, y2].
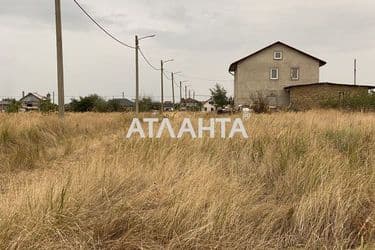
[270, 68, 279, 80]
[291, 68, 299, 80]
[274, 51, 283, 60]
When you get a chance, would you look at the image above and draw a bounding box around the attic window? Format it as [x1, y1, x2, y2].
[274, 51, 283, 60]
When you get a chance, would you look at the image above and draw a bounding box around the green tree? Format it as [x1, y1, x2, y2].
[139, 97, 153, 112]
[93, 97, 108, 112]
[210, 84, 228, 108]
[6, 100, 21, 113]
[70, 95, 108, 112]
[228, 96, 234, 107]
[40, 100, 57, 113]
[107, 99, 122, 112]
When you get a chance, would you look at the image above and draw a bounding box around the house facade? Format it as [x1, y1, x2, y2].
[0, 99, 12, 112]
[19, 93, 50, 111]
[229, 41, 326, 107]
[202, 98, 216, 112]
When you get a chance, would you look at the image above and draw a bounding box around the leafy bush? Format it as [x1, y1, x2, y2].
[139, 97, 153, 112]
[107, 99, 122, 112]
[70, 95, 108, 112]
[6, 100, 21, 113]
[40, 100, 57, 113]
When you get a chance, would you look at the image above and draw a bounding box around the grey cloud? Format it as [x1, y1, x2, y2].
[0, 0, 93, 30]
[1, 0, 375, 98]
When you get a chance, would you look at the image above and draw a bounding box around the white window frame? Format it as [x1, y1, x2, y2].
[274, 51, 283, 60]
[270, 68, 279, 80]
[291, 67, 299, 80]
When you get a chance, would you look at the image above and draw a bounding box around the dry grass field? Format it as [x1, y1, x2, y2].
[0, 111, 375, 249]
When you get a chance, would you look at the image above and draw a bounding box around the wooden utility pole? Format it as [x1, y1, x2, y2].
[55, 0, 65, 118]
[135, 35, 140, 114]
[171, 72, 175, 106]
[185, 85, 187, 99]
[179, 81, 182, 103]
[354, 59, 357, 85]
[160, 60, 164, 113]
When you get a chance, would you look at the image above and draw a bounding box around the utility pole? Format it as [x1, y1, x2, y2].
[193, 91, 195, 99]
[134, 34, 156, 114]
[135, 35, 139, 114]
[160, 59, 173, 113]
[179, 81, 183, 103]
[52, 91, 55, 104]
[185, 85, 187, 99]
[189, 89, 191, 99]
[354, 59, 357, 85]
[171, 72, 175, 106]
[55, 0, 65, 118]
[160, 60, 164, 113]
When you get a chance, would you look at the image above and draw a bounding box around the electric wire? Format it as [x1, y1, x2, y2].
[138, 47, 161, 71]
[73, 0, 135, 49]
[163, 71, 171, 80]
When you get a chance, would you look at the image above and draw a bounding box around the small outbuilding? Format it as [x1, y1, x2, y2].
[284, 82, 375, 110]
[0, 99, 12, 112]
[202, 98, 216, 112]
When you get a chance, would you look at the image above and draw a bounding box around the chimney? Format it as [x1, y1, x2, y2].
[22, 91, 25, 98]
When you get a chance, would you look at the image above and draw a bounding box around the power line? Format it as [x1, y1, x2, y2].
[163, 71, 171, 80]
[73, 0, 135, 49]
[138, 47, 161, 71]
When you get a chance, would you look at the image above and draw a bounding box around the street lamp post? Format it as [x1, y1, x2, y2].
[135, 34, 155, 114]
[160, 59, 173, 113]
[171, 71, 181, 107]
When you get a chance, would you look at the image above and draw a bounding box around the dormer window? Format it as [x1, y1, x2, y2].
[274, 51, 283, 60]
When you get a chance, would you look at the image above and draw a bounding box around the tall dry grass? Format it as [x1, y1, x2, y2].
[0, 111, 375, 249]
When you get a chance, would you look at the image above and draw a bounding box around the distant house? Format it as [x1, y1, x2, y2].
[19, 92, 50, 111]
[163, 101, 174, 111]
[112, 98, 135, 111]
[181, 98, 201, 111]
[0, 99, 12, 112]
[285, 82, 375, 110]
[202, 98, 216, 112]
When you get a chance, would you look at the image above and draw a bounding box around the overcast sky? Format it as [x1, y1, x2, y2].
[1, 0, 374, 101]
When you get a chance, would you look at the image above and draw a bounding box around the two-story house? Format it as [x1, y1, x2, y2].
[19, 92, 50, 111]
[229, 41, 327, 107]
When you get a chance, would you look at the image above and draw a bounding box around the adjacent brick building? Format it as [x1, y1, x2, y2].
[285, 82, 373, 110]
